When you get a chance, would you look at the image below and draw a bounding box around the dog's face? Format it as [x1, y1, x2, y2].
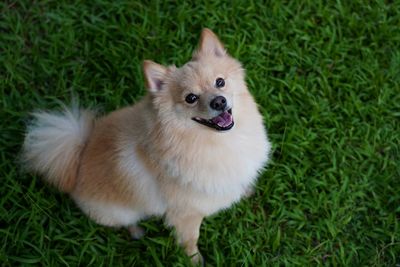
[144, 29, 246, 132]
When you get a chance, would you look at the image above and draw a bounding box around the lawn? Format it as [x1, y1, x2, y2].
[1, 0, 400, 266]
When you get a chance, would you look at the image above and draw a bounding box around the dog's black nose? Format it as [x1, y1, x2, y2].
[210, 96, 227, 111]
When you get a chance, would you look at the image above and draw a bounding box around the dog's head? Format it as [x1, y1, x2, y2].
[143, 29, 246, 132]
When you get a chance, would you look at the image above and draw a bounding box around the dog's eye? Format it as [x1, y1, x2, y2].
[215, 77, 225, 88]
[185, 93, 199, 104]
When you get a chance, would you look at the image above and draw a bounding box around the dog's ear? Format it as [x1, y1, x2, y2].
[193, 28, 226, 59]
[143, 60, 167, 93]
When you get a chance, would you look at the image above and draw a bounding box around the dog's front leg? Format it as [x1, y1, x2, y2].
[167, 210, 204, 265]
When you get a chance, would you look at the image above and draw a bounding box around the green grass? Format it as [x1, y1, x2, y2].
[1, 0, 400, 266]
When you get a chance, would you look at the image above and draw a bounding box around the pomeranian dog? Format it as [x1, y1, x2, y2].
[23, 28, 271, 264]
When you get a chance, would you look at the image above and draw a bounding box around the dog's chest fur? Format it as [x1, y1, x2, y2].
[120, 111, 270, 215]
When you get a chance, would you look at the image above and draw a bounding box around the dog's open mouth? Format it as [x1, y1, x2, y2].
[192, 109, 234, 131]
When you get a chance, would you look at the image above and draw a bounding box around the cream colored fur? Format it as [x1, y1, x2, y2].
[22, 29, 271, 264]
[23, 106, 95, 192]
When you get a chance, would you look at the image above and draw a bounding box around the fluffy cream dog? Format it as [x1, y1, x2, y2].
[23, 28, 271, 264]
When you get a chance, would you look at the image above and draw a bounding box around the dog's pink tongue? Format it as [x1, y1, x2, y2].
[211, 111, 233, 127]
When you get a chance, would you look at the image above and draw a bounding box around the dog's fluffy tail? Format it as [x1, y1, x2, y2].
[22, 106, 95, 193]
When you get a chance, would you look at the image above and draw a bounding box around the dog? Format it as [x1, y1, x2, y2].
[22, 28, 271, 264]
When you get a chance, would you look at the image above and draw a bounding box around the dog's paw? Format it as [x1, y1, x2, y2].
[128, 225, 145, 240]
[190, 252, 204, 266]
